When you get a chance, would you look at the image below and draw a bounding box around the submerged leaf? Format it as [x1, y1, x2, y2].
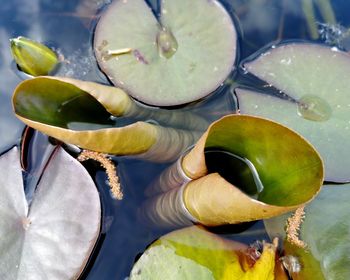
[142, 115, 323, 227]
[10, 36, 58, 76]
[265, 185, 350, 280]
[94, 0, 237, 106]
[237, 43, 350, 182]
[130, 226, 280, 280]
[0, 147, 100, 280]
[12, 77, 201, 162]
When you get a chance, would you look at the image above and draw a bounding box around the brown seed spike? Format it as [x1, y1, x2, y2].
[78, 150, 123, 200]
[286, 206, 307, 248]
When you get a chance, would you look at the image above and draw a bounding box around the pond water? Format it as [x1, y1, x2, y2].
[1, 0, 350, 279]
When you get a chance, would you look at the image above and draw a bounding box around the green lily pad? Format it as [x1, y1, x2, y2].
[265, 184, 350, 280]
[94, 0, 237, 106]
[0, 147, 100, 279]
[129, 226, 279, 280]
[12, 77, 200, 162]
[237, 43, 350, 182]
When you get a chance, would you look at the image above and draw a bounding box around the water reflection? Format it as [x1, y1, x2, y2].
[0, 28, 25, 153]
[0, 0, 112, 154]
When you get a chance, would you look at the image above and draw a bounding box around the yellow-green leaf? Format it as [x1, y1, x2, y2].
[142, 114, 324, 227]
[12, 77, 200, 161]
[10, 36, 58, 76]
[183, 115, 323, 225]
[130, 226, 281, 280]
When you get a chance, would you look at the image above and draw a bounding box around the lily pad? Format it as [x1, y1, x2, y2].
[265, 184, 350, 280]
[130, 226, 280, 280]
[0, 147, 101, 279]
[237, 42, 350, 182]
[12, 77, 201, 162]
[94, 0, 237, 106]
[142, 115, 323, 227]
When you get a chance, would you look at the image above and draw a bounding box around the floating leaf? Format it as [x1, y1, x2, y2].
[281, 242, 325, 280]
[12, 77, 200, 162]
[130, 226, 281, 280]
[0, 147, 101, 279]
[265, 184, 350, 280]
[141, 115, 323, 227]
[94, 0, 237, 106]
[237, 43, 350, 182]
[10, 36, 58, 76]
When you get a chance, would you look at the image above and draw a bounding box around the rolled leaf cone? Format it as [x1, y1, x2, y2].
[10, 36, 58, 76]
[145, 146, 193, 196]
[140, 187, 195, 229]
[12, 77, 201, 162]
[141, 114, 324, 227]
[13, 76, 208, 130]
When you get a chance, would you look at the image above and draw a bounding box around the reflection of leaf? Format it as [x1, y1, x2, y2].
[237, 43, 350, 182]
[0, 147, 101, 280]
[129, 226, 281, 280]
[94, 0, 237, 106]
[142, 115, 323, 227]
[265, 185, 350, 280]
[12, 77, 201, 162]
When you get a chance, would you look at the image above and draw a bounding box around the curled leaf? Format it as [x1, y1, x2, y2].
[142, 115, 324, 227]
[12, 77, 200, 162]
[10, 36, 58, 76]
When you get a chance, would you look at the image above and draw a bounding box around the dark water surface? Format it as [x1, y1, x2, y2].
[1, 0, 350, 279]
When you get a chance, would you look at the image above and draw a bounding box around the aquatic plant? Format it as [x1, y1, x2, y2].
[6, 0, 350, 279]
[0, 146, 100, 279]
[10, 36, 58, 76]
[236, 42, 350, 182]
[78, 150, 123, 199]
[129, 226, 284, 280]
[94, 0, 237, 106]
[12, 76, 202, 162]
[141, 114, 323, 228]
[265, 184, 350, 279]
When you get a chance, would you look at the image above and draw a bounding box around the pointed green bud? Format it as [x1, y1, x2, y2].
[10, 36, 58, 76]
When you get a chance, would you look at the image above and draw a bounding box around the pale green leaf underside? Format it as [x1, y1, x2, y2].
[130, 245, 214, 280]
[302, 185, 350, 280]
[0, 147, 101, 280]
[238, 43, 350, 181]
[94, 0, 236, 106]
